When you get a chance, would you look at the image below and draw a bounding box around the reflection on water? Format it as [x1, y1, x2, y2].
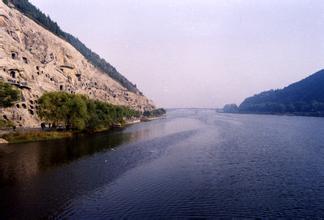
[0, 113, 203, 188]
[0, 112, 202, 219]
[2, 109, 324, 219]
[0, 129, 144, 186]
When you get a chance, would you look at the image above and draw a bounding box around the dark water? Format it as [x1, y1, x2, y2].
[1, 109, 324, 219]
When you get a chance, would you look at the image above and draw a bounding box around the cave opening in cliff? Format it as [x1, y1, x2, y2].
[76, 74, 81, 81]
[28, 109, 34, 115]
[22, 57, 28, 64]
[11, 52, 17, 60]
[60, 85, 63, 91]
[9, 70, 16, 78]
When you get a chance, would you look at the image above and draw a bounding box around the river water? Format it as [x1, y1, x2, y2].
[1, 109, 324, 219]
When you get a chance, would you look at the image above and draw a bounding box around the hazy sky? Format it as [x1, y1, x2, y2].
[30, 0, 324, 108]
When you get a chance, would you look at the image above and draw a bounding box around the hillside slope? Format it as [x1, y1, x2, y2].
[5, 0, 139, 93]
[239, 69, 324, 116]
[0, 1, 155, 127]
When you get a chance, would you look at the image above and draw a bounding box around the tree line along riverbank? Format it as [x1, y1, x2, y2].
[0, 82, 166, 144]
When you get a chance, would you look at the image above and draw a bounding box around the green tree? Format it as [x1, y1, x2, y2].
[37, 92, 72, 126]
[66, 94, 88, 130]
[0, 81, 20, 108]
[37, 92, 141, 131]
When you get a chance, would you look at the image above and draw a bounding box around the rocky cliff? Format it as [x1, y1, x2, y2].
[0, 1, 155, 128]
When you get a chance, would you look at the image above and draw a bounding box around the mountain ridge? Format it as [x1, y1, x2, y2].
[238, 69, 324, 116]
[0, 0, 155, 127]
[4, 0, 140, 93]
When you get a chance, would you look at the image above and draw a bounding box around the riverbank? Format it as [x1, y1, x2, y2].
[0, 116, 164, 144]
[141, 116, 162, 122]
[1, 131, 74, 144]
[220, 111, 324, 118]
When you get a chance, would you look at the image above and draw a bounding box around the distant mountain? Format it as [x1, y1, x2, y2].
[223, 104, 239, 113]
[238, 69, 324, 116]
[4, 0, 140, 93]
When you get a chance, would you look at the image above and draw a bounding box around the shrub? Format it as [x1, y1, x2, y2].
[143, 108, 166, 117]
[0, 119, 14, 129]
[0, 81, 20, 108]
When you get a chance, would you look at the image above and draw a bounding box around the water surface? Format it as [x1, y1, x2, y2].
[1, 109, 324, 219]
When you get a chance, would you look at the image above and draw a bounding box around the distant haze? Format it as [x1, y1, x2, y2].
[30, 0, 324, 108]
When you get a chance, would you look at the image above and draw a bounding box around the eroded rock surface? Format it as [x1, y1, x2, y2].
[0, 2, 155, 128]
[0, 138, 8, 144]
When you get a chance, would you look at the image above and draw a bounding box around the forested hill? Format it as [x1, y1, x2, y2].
[238, 69, 324, 116]
[3, 0, 140, 93]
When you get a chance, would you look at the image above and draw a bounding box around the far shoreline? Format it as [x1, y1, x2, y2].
[219, 110, 324, 118]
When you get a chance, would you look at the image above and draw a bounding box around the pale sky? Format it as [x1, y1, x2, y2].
[30, 0, 324, 108]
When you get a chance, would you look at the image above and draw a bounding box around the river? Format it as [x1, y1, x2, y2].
[1, 109, 324, 219]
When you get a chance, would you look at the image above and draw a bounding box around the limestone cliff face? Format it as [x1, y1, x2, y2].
[0, 2, 155, 128]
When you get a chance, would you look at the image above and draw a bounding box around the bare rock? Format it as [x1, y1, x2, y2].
[0, 1, 155, 128]
[0, 138, 8, 144]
